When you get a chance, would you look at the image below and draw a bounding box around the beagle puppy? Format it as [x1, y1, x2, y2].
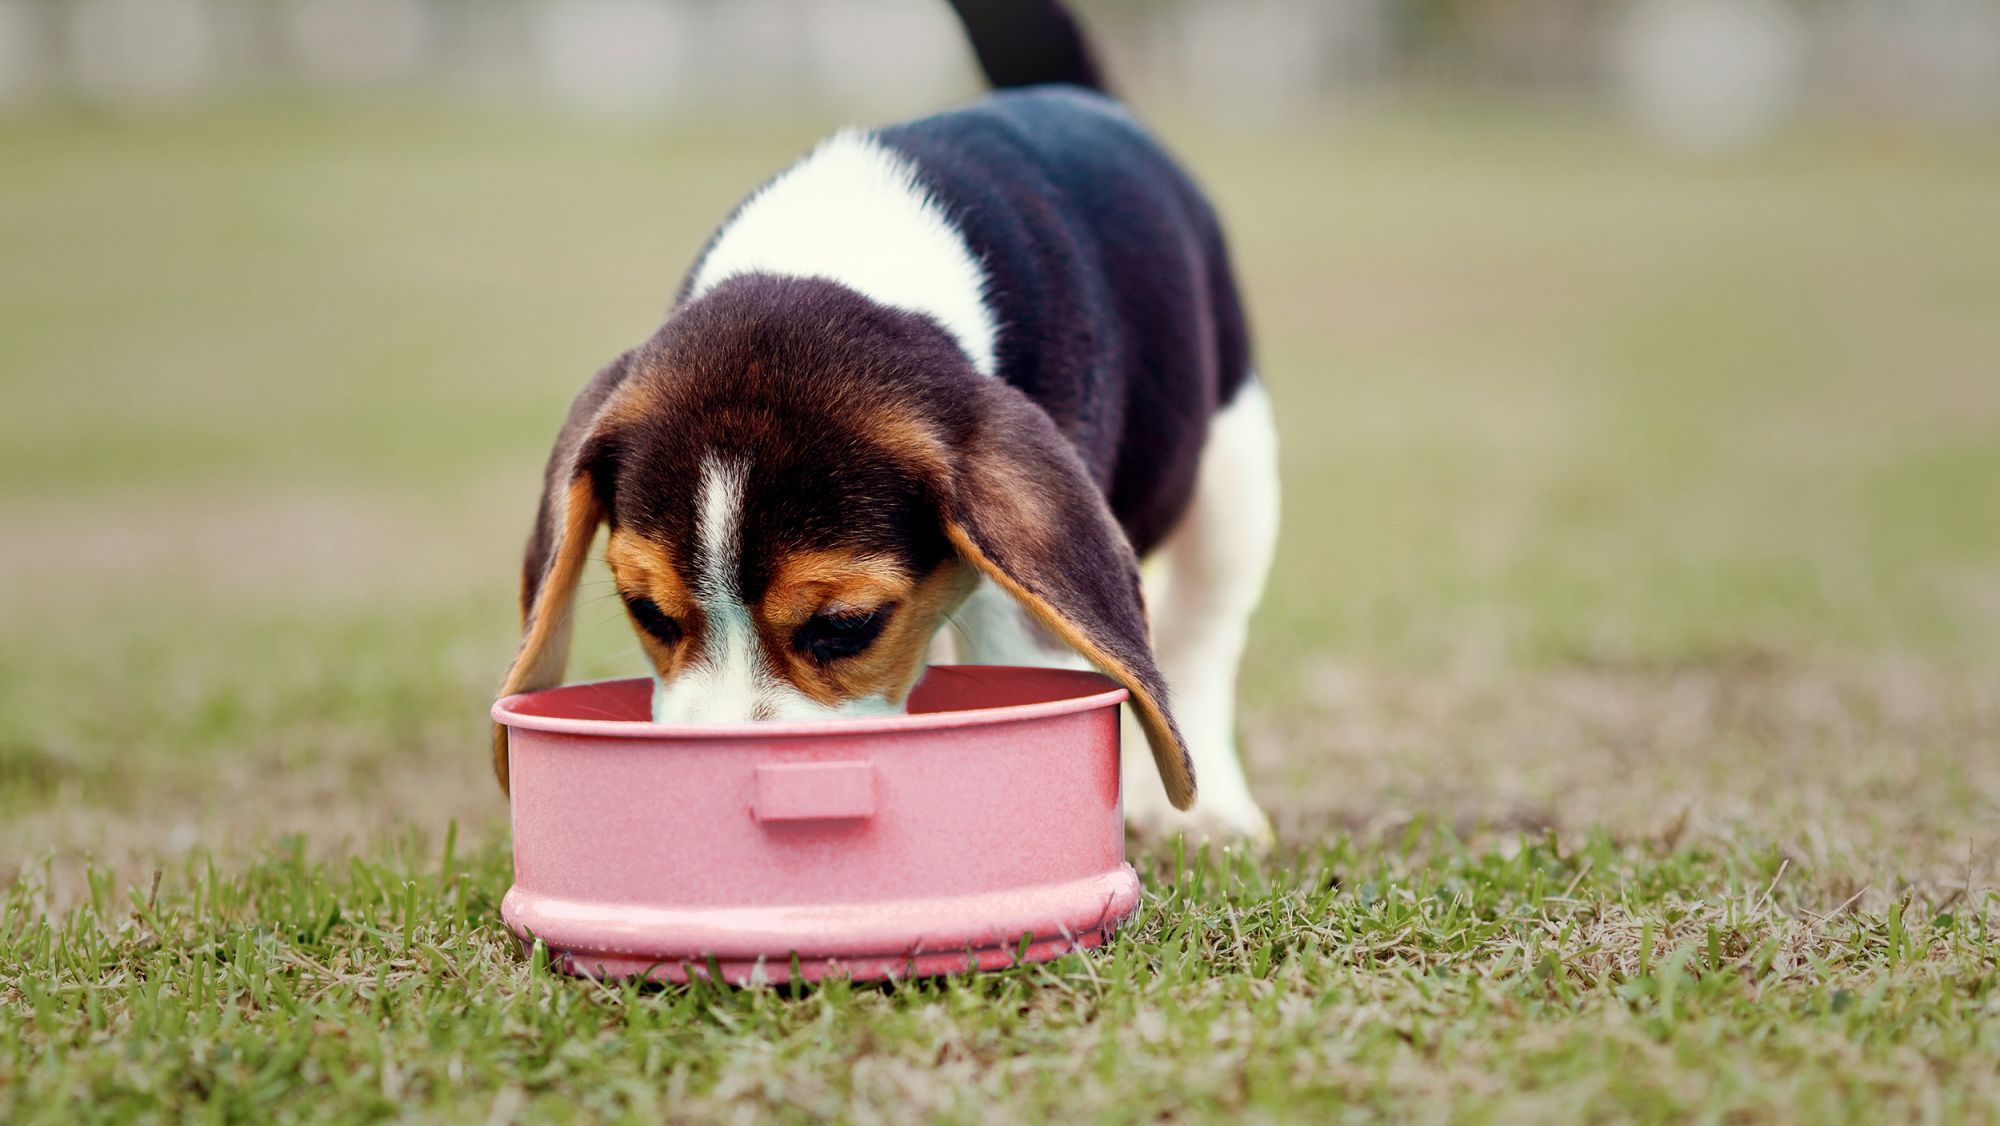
[494, 0, 1278, 839]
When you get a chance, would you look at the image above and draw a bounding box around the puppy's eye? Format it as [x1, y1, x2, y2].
[795, 607, 890, 663]
[623, 596, 682, 645]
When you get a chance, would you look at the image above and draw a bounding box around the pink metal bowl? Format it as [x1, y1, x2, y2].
[493, 665, 1142, 984]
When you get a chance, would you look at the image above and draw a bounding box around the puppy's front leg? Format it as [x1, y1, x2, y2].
[1121, 382, 1279, 845]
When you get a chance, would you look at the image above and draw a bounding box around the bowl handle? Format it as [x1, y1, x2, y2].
[753, 761, 876, 823]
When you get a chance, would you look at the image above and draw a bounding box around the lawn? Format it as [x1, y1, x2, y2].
[2, 100, 1998, 1121]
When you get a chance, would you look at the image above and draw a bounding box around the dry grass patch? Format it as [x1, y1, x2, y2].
[1252, 653, 2000, 913]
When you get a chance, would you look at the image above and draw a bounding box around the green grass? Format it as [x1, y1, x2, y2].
[7, 833, 1998, 1121]
[2, 100, 1998, 1121]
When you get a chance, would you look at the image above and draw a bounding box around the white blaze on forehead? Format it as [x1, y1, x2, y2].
[693, 454, 749, 601]
[686, 130, 999, 377]
[657, 455, 764, 723]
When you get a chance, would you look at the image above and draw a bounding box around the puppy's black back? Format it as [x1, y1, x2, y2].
[879, 87, 1251, 556]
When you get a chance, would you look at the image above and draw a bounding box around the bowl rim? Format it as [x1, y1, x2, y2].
[492, 665, 1128, 741]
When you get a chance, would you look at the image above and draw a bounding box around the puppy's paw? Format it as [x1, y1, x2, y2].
[1124, 789, 1274, 850]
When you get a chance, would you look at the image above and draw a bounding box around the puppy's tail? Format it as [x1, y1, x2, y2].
[944, 0, 1108, 94]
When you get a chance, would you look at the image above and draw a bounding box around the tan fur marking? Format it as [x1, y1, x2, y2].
[605, 532, 696, 618]
[857, 406, 951, 479]
[605, 529, 704, 677]
[941, 521, 1198, 810]
[761, 549, 913, 629]
[493, 477, 602, 791]
[761, 551, 972, 708]
[596, 369, 663, 426]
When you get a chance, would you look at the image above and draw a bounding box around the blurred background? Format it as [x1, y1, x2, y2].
[1, 0, 1998, 136]
[2, 1, 1996, 889]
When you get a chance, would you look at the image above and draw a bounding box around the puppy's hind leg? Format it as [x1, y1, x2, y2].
[1124, 380, 1280, 844]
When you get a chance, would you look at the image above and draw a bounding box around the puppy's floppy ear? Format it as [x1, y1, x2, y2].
[938, 382, 1198, 810]
[492, 353, 633, 792]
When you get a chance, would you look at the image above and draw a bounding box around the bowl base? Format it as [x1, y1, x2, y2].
[506, 865, 1142, 986]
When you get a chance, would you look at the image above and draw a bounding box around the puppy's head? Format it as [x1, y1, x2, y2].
[494, 276, 1196, 808]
